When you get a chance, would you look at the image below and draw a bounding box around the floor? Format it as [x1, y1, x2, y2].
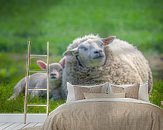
[0, 122, 43, 130]
[0, 114, 46, 130]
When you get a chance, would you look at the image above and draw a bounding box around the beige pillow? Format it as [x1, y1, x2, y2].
[66, 82, 109, 103]
[84, 93, 125, 99]
[111, 83, 139, 99]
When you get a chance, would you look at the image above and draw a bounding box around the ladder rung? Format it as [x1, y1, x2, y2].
[30, 54, 47, 58]
[29, 70, 47, 73]
[28, 88, 47, 91]
[27, 104, 47, 107]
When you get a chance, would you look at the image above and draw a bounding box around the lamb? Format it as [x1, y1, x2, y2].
[8, 60, 63, 100]
[61, 34, 152, 98]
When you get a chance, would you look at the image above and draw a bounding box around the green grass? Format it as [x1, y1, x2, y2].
[0, 0, 163, 54]
[0, 76, 162, 113]
[150, 80, 163, 107]
[0, 0, 163, 112]
[0, 82, 65, 113]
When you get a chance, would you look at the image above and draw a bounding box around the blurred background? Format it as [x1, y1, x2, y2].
[0, 0, 162, 112]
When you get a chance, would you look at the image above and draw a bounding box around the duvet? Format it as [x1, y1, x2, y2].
[42, 98, 163, 130]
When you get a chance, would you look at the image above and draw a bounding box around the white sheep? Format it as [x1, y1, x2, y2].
[60, 34, 152, 98]
[8, 60, 63, 100]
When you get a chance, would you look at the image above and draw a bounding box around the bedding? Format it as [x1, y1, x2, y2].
[41, 98, 163, 130]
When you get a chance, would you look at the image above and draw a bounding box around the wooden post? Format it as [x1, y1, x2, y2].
[24, 41, 31, 124]
[46, 41, 49, 116]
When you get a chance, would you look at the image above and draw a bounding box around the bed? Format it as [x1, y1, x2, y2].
[42, 98, 163, 130]
[24, 82, 163, 130]
[23, 83, 163, 130]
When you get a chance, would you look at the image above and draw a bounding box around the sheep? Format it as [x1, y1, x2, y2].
[8, 60, 63, 100]
[60, 34, 153, 98]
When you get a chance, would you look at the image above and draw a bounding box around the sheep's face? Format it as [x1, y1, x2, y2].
[49, 63, 63, 80]
[77, 39, 106, 67]
[37, 60, 63, 81]
[65, 35, 116, 68]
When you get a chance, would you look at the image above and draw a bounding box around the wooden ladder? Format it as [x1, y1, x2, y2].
[24, 41, 50, 124]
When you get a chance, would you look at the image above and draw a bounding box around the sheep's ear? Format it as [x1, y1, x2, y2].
[63, 48, 78, 56]
[59, 57, 66, 68]
[37, 60, 47, 70]
[102, 36, 116, 45]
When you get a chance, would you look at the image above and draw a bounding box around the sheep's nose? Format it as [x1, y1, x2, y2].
[50, 73, 56, 76]
[50, 73, 57, 78]
[94, 49, 102, 54]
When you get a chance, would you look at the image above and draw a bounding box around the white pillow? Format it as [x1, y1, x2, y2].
[66, 82, 76, 103]
[138, 82, 149, 102]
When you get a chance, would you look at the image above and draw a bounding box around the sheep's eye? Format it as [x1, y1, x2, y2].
[99, 42, 103, 47]
[80, 46, 88, 51]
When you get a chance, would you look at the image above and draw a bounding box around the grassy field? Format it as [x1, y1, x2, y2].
[0, 0, 163, 113]
[0, 0, 163, 54]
